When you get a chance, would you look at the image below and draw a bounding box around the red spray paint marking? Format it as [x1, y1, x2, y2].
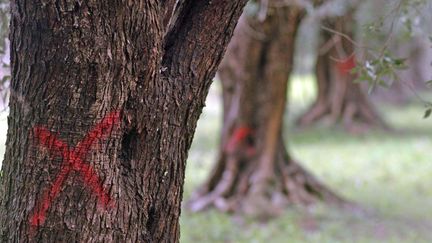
[225, 126, 253, 153]
[30, 111, 120, 229]
[336, 54, 356, 76]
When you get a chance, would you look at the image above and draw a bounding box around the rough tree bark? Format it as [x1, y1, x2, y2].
[189, 3, 344, 218]
[0, 0, 247, 242]
[296, 14, 387, 133]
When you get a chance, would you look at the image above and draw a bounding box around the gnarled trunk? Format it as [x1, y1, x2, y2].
[297, 14, 387, 133]
[0, 1, 247, 242]
[189, 4, 344, 219]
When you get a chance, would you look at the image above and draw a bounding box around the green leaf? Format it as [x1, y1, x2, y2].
[1, 75, 10, 84]
[424, 108, 432, 119]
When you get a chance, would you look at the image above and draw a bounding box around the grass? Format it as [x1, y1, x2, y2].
[180, 76, 432, 242]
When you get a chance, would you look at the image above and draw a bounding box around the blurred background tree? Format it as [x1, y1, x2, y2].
[188, 1, 345, 220]
[296, 12, 388, 132]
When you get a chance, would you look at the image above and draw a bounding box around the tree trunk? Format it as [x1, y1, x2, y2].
[188, 4, 344, 219]
[0, 1, 247, 242]
[296, 14, 388, 133]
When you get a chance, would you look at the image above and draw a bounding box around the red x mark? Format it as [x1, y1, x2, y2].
[30, 111, 120, 228]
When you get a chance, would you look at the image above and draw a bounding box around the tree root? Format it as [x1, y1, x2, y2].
[296, 99, 389, 134]
[187, 146, 350, 219]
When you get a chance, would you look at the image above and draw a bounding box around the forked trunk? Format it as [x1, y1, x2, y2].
[189, 4, 344, 218]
